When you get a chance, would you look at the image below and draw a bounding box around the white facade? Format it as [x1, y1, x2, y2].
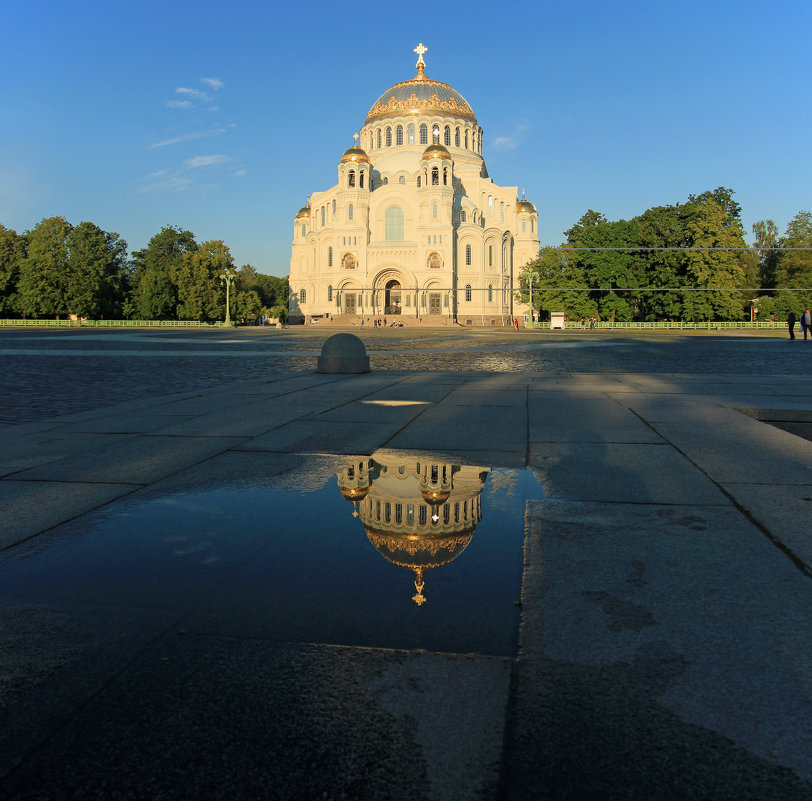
[289, 45, 539, 325]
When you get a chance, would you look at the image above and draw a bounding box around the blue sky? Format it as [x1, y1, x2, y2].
[1, 0, 809, 277]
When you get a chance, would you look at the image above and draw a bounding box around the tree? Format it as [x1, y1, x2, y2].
[775, 211, 812, 312]
[173, 240, 234, 321]
[64, 222, 129, 318]
[16, 216, 73, 317]
[752, 219, 780, 289]
[0, 224, 26, 316]
[679, 193, 746, 321]
[518, 246, 597, 319]
[131, 226, 197, 319]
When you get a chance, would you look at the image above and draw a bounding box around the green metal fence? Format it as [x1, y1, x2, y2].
[524, 320, 786, 330]
[0, 319, 232, 328]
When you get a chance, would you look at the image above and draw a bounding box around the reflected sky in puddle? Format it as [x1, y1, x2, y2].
[0, 452, 542, 656]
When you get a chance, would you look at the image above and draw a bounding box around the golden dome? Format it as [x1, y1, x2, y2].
[516, 199, 536, 214]
[421, 143, 452, 162]
[340, 484, 370, 502]
[421, 488, 451, 505]
[365, 51, 477, 125]
[295, 202, 311, 218]
[340, 146, 370, 165]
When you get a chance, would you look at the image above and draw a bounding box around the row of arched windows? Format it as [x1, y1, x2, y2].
[367, 497, 478, 526]
[369, 123, 482, 153]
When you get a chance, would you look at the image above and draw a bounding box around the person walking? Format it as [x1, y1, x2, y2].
[801, 309, 812, 340]
[788, 311, 796, 340]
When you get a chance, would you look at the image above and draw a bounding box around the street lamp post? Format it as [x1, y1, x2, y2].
[220, 268, 236, 325]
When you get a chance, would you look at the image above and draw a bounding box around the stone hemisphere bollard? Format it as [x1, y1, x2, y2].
[317, 333, 370, 374]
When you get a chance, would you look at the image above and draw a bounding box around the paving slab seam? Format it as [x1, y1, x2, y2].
[627, 408, 812, 580]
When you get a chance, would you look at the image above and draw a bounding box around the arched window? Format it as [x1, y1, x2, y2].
[465, 244, 472, 265]
[385, 127, 392, 147]
[399, 175, 406, 184]
[432, 125, 440, 143]
[464, 130, 469, 149]
[465, 284, 472, 302]
[488, 196, 493, 212]
[444, 126, 451, 146]
[369, 133, 373, 150]
[396, 125, 403, 145]
[407, 124, 415, 144]
[419, 124, 428, 145]
[443, 168, 448, 186]
[327, 285, 332, 302]
[455, 127, 460, 147]
[500, 201, 504, 222]
[328, 246, 333, 266]
[460, 210, 466, 223]
[301, 224, 307, 237]
[417, 175, 421, 188]
[382, 177, 388, 184]
[488, 284, 493, 302]
[431, 167, 439, 185]
[348, 203, 354, 221]
[522, 219, 526, 233]
[385, 206, 404, 241]
[300, 289, 306, 303]
[332, 199, 336, 214]
[531, 219, 535, 232]
[489, 245, 493, 266]
[321, 206, 325, 226]
[432, 202, 438, 219]
[377, 129, 382, 149]
[359, 170, 364, 188]
[348, 170, 355, 188]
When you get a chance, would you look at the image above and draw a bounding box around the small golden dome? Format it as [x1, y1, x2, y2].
[516, 199, 536, 214]
[421, 488, 451, 505]
[421, 143, 452, 162]
[340, 146, 370, 165]
[295, 203, 311, 219]
[340, 485, 370, 502]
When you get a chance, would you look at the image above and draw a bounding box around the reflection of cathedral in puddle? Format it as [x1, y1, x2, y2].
[337, 455, 489, 605]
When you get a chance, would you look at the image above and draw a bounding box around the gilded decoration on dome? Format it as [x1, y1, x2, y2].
[365, 86, 477, 125]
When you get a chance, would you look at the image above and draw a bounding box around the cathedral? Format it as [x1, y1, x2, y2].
[288, 44, 539, 325]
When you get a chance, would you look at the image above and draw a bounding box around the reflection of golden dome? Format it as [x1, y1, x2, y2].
[339, 485, 370, 502]
[340, 147, 370, 165]
[422, 143, 452, 162]
[366, 525, 475, 605]
[420, 488, 451, 505]
[365, 74, 477, 125]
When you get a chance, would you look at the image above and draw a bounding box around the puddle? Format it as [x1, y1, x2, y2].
[0, 452, 542, 656]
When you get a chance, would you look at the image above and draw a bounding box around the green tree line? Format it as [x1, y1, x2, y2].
[517, 188, 812, 322]
[0, 218, 289, 323]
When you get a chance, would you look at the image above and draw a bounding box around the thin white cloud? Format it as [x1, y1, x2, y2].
[138, 173, 193, 194]
[232, 169, 247, 176]
[148, 128, 228, 149]
[183, 154, 231, 169]
[202, 77, 224, 90]
[491, 121, 530, 152]
[166, 100, 193, 109]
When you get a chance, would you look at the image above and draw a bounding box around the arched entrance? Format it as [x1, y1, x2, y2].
[385, 279, 402, 315]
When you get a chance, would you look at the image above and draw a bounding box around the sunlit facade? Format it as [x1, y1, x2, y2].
[289, 44, 539, 324]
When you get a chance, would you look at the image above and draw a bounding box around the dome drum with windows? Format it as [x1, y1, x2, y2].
[289, 44, 539, 325]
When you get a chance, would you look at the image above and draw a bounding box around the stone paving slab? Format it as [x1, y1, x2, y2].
[0, 635, 511, 801]
[0, 481, 141, 549]
[529, 442, 731, 504]
[0, 431, 131, 477]
[504, 499, 812, 800]
[652, 413, 812, 485]
[10, 434, 247, 485]
[0, 597, 178, 779]
[720, 482, 812, 571]
[235, 419, 406, 455]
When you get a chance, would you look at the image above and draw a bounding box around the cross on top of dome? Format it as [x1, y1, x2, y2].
[413, 42, 428, 79]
